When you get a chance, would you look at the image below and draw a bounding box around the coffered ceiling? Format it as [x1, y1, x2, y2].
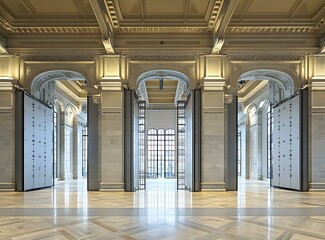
[145, 79, 178, 105]
[0, 0, 325, 106]
[108, 0, 219, 33]
[0, 0, 324, 55]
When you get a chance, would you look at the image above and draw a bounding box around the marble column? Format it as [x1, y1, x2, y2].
[99, 84, 124, 191]
[0, 82, 15, 191]
[201, 83, 226, 191]
[59, 110, 74, 180]
[310, 82, 325, 190]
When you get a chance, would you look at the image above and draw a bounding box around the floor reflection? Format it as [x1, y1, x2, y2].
[1, 178, 325, 239]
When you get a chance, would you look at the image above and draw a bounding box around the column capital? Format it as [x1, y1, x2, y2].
[100, 81, 122, 91]
[0, 81, 14, 91]
[311, 81, 325, 90]
[202, 79, 226, 91]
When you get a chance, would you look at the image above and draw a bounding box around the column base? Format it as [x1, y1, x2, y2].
[201, 182, 226, 191]
[309, 183, 325, 191]
[0, 183, 15, 191]
[99, 182, 124, 191]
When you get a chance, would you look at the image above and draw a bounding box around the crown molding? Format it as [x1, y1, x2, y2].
[128, 55, 198, 62]
[229, 55, 303, 62]
[226, 26, 316, 34]
[115, 26, 209, 33]
[0, 15, 100, 34]
[21, 55, 96, 62]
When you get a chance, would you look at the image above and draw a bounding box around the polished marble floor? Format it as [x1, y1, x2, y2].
[1, 178, 325, 239]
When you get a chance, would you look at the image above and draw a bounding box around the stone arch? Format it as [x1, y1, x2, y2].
[258, 99, 271, 115]
[245, 103, 258, 180]
[239, 69, 294, 99]
[245, 104, 258, 126]
[53, 96, 65, 112]
[31, 70, 87, 99]
[66, 104, 78, 119]
[136, 69, 191, 103]
[257, 98, 272, 180]
[136, 69, 190, 88]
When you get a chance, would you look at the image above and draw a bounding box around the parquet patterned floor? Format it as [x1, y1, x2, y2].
[0, 179, 325, 239]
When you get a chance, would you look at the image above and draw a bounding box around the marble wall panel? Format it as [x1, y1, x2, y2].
[201, 111, 225, 190]
[100, 111, 124, 190]
[0, 112, 14, 190]
[311, 114, 325, 185]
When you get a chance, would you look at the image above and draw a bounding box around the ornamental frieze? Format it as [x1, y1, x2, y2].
[229, 55, 303, 62]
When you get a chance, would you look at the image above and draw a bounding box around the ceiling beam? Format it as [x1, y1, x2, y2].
[211, 0, 238, 54]
[89, 0, 115, 54]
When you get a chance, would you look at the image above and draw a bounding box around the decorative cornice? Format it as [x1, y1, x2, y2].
[104, 0, 119, 30]
[207, 0, 223, 32]
[115, 27, 209, 33]
[128, 55, 198, 62]
[0, 16, 100, 34]
[22, 55, 95, 62]
[229, 55, 303, 62]
[226, 26, 316, 33]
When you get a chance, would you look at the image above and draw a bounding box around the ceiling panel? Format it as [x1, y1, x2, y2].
[294, 0, 325, 17]
[118, 0, 141, 18]
[0, 0, 32, 16]
[247, 0, 297, 14]
[82, 0, 96, 16]
[187, 0, 210, 17]
[144, 0, 185, 15]
[28, 0, 79, 14]
[233, 0, 246, 15]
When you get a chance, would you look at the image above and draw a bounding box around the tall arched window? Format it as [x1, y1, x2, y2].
[157, 129, 165, 178]
[147, 129, 158, 178]
[247, 105, 258, 179]
[82, 126, 88, 177]
[53, 105, 58, 178]
[165, 129, 176, 178]
[248, 106, 257, 126]
[267, 104, 273, 179]
[238, 131, 242, 176]
[147, 128, 176, 178]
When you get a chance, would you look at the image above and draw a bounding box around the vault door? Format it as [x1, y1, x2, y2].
[272, 90, 308, 191]
[124, 90, 145, 191]
[184, 89, 201, 192]
[177, 101, 186, 189]
[138, 101, 146, 190]
[177, 89, 201, 191]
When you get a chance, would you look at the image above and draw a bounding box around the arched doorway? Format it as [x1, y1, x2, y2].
[31, 70, 88, 183]
[124, 69, 201, 192]
[236, 69, 308, 191]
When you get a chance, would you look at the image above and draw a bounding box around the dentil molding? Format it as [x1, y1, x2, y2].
[229, 55, 303, 62]
[128, 55, 198, 62]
